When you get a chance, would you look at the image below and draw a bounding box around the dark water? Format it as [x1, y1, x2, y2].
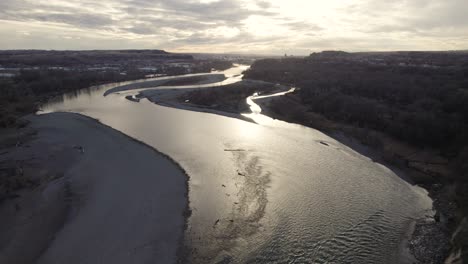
[41, 65, 431, 263]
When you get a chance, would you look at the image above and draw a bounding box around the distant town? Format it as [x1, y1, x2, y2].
[0, 50, 269, 79]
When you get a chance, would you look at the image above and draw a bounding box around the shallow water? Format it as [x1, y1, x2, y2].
[41, 65, 432, 263]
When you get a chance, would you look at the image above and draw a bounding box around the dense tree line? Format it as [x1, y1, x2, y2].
[193, 61, 233, 72]
[158, 61, 233, 76]
[0, 50, 193, 67]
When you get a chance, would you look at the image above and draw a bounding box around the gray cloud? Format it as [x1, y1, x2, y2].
[33, 13, 114, 28]
[282, 21, 323, 32]
[0, 0, 467, 53]
[0, 1, 114, 29]
[255, 1, 272, 9]
[346, 0, 468, 33]
[0, 0, 275, 32]
[124, 0, 274, 26]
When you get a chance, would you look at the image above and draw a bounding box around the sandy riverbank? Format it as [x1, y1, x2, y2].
[0, 112, 189, 264]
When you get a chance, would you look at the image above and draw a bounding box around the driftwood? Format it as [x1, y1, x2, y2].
[319, 141, 329, 146]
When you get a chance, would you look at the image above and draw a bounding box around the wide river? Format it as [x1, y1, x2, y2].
[41, 65, 431, 263]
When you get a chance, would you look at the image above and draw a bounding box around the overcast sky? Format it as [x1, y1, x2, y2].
[0, 0, 467, 54]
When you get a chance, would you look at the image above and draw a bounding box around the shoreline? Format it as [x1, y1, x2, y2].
[399, 220, 419, 264]
[0, 112, 190, 264]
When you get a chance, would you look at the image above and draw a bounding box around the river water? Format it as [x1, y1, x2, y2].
[40, 65, 432, 263]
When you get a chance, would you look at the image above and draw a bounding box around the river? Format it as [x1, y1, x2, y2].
[40, 65, 432, 263]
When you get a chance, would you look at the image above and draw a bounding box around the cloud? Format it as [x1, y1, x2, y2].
[0, 1, 115, 29]
[344, 0, 468, 33]
[0, 0, 467, 54]
[255, 1, 272, 9]
[124, 0, 274, 26]
[282, 21, 323, 32]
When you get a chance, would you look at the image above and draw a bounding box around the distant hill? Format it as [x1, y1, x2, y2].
[0, 50, 194, 67]
[308, 50, 468, 67]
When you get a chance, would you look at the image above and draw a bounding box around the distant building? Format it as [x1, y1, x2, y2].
[0, 73, 16, 78]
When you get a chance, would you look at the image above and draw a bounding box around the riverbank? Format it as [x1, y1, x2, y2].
[0, 112, 189, 264]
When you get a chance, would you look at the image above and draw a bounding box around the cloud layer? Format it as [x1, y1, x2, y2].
[0, 0, 467, 54]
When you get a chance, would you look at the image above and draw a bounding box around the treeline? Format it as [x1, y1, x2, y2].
[193, 61, 234, 73]
[0, 69, 146, 127]
[163, 61, 233, 75]
[244, 56, 468, 153]
[0, 50, 193, 67]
